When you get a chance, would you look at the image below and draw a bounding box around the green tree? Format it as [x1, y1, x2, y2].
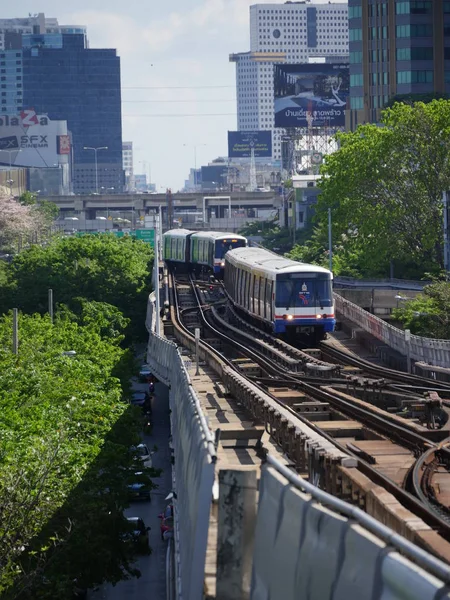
[313, 99, 450, 278]
[0, 307, 158, 598]
[0, 234, 153, 340]
[393, 280, 450, 338]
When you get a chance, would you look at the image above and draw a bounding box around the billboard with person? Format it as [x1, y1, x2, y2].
[274, 64, 349, 127]
[228, 130, 272, 158]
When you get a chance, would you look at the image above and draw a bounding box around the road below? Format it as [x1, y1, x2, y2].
[90, 381, 172, 600]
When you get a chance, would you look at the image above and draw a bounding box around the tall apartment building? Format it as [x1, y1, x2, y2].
[122, 142, 134, 191]
[230, 1, 349, 162]
[0, 14, 123, 194]
[348, 0, 450, 128]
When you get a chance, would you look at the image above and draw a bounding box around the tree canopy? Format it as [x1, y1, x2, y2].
[0, 306, 159, 599]
[0, 234, 154, 341]
[289, 100, 450, 278]
[393, 280, 450, 339]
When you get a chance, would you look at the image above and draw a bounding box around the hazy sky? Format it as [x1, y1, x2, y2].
[5, 0, 338, 191]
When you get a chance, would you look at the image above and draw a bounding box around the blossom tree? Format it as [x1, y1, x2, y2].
[0, 194, 37, 250]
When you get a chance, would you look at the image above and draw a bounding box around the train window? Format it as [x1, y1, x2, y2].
[275, 274, 333, 308]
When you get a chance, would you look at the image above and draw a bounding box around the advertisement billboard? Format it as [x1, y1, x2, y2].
[274, 64, 349, 127]
[228, 131, 272, 158]
[0, 109, 69, 167]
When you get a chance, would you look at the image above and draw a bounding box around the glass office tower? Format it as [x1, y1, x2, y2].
[348, 0, 450, 129]
[21, 33, 123, 193]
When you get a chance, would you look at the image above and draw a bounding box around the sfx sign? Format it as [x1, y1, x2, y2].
[0, 109, 69, 168]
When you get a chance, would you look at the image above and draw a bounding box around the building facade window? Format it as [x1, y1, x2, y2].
[396, 70, 433, 84]
[350, 96, 364, 109]
[396, 1, 432, 14]
[350, 73, 364, 86]
[396, 24, 433, 37]
[350, 50, 363, 63]
[397, 47, 433, 60]
[349, 28, 362, 41]
[349, 5, 362, 19]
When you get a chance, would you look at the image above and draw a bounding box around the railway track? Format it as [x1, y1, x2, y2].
[168, 270, 450, 561]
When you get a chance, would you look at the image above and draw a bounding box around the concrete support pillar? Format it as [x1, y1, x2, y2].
[216, 469, 257, 600]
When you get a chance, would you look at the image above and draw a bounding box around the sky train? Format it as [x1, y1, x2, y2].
[163, 229, 247, 275]
[224, 247, 335, 342]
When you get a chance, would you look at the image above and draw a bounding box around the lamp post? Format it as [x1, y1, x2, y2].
[83, 146, 108, 194]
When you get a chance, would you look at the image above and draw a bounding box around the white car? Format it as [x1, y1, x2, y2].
[135, 443, 153, 468]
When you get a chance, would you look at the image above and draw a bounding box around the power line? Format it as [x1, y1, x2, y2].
[122, 85, 234, 90]
[123, 113, 236, 117]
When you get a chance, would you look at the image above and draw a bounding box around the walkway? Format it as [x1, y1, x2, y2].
[90, 381, 172, 600]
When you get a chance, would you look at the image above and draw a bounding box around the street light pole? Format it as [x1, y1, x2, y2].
[83, 146, 108, 194]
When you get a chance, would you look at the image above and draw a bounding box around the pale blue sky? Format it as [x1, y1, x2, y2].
[4, 0, 334, 191]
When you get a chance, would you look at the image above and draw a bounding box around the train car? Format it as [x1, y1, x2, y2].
[189, 231, 247, 275]
[224, 247, 335, 343]
[163, 229, 193, 264]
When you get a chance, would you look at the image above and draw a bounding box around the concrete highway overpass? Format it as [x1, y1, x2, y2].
[48, 191, 281, 221]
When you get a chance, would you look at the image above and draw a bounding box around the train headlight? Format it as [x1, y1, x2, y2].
[220, 261, 225, 267]
[316, 314, 323, 319]
[285, 314, 293, 321]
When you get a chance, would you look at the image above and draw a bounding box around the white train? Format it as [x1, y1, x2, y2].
[224, 247, 335, 342]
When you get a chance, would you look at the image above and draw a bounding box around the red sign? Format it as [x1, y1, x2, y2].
[58, 135, 71, 155]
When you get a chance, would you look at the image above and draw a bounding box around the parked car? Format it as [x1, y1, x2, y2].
[130, 391, 150, 409]
[160, 516, 174, 540]
[127, 472, 152, 501]
[132, 443, 153, 468]
[125, 516, 151, 551]
[139, 364, 152, 382]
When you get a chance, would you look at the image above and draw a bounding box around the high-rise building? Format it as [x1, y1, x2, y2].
[123, 142, 134, 191]
[230, 2, 349, 162]
[348, 0, 450, 129]
[0, 14, 123, 194]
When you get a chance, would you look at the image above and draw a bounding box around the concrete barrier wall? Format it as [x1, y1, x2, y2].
[145, 294, 216, 600]
[251, 460, 450, 600]
[335, 293, 450, 368]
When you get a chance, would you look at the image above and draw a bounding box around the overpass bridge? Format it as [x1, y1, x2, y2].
[47, 191, 282, 229]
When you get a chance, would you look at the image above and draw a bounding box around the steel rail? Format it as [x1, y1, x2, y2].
[176, 272, 450, 536]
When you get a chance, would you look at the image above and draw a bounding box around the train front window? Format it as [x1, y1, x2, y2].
[215, 239, 246, 259]
[275, 274, 333, 308]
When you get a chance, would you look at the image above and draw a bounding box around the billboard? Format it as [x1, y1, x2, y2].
[57, 135, 71, 155]
[274, 64, 349, 127]
[0, 109, 70, 167]
[228, 131, 272, 158]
